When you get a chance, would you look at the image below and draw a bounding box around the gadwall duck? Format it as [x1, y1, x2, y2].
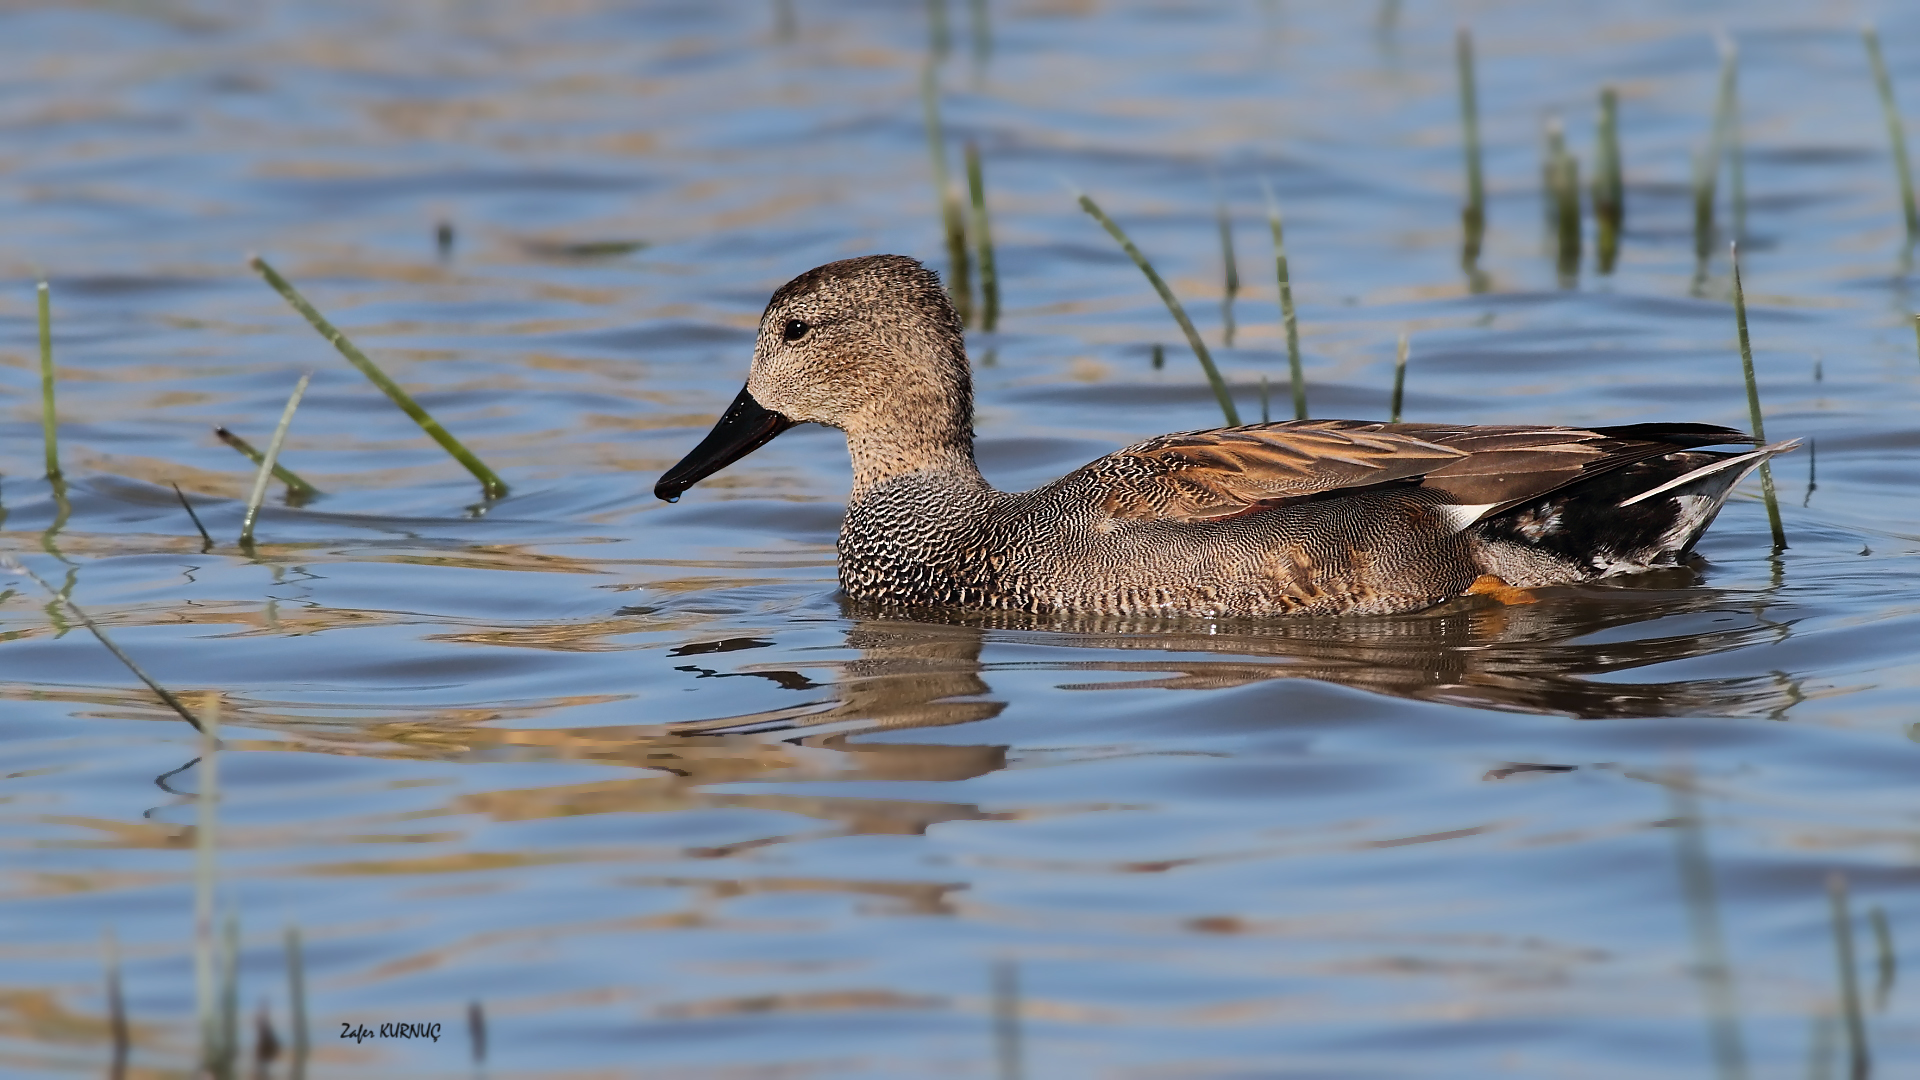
[656, 255, 1795, 618]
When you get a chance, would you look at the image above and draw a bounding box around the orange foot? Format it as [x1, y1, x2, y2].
[1465, 574, 1539, 606]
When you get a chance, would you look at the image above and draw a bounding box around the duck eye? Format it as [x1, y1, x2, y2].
[782, 319, 810, 342]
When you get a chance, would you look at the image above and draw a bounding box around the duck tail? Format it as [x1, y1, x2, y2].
[1613, 437, 1800, 558]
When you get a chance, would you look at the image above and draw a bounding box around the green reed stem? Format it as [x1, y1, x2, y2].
[966, 141, 999, 331]
[1217, 193, 1239, 347]
[1150, 343, 1164, 370]
[173, 483, 214, 551]
[1259, 373, 1269, 423]
[1544, 117, 1582, 284]
[37, 280, 61, 480]
[1829, 873, 1871, 1079]
[921, 65, 973, 325]
[1593, 87, 1624, 274]
[195, 698, 221, 1073]
[1864, 25, 1920, 240]
[1260, 178, 1307, 421]
[927, 0, 950, 58]
[286, 925, 309, 1080]
[219, 912, 240, 1076]
[468, 1000, 487, 1066]
[1457, 27, 1485, 259]
[106, 927, 128, 1080]
[0, 554, 204, 732]
[213, 427, 320, 501]
[993, 957, 1024, 1080]
[1694, 37, 1739, 267]
[239, 374, 310, 549]
[967, 0, 990, 74]
[1730, 245, 1787, 550]
[1391, 332, 1409, 422]
[1868, 905, 1896, 1012]
[1719, 35, 1746, 243]
[1667, 771, 1749, 1080]
[250, 256, 508, 499]
[772, 0, 795, 41]
[1076, 190, 1238, 425]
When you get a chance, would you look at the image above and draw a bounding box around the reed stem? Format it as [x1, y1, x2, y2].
[1718, 35, 1746, 244]
[1868, 905, 1896, 1012]
[1864, 25, 1920, 240]
[1260, 373, 1269, 423]
[214, 427, 320, 502]
[927, 0, 950, 58]
[173, 483, 214, 552]
[1667, 771, 1748, 1080]
[1391, 332, 1408, 422]
[1217, 194, 1239, 347]
[250, 256, 508, 499]
[993, 958, 1024, 1080]
[220, 912, 240, 1075]
[967, 0, 991, 76]
[1593, 87, 1624, 274]
[921, 65, 973, 325]
[1729, 245, 1787, 549]
[195, 698, 222, 1073]
[239, 374, 311, 549]
[38, 280, 61, 480]
[1260, 179, 1307, 420]
[966, 141, 999, 331]
[106, 928, 128, 1080]
[286, 925, 309, 1080]
[1076, 190, 1239, 424]
[1829, 873, 1871, 1079]
[1456, 28, 1485, 262]
[468, 1000, 488, 1067]
[0, 554, 204, 732]
[1544, 117, 1582, 285]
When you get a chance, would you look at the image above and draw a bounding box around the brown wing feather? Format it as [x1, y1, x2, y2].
[1092, 419, 1755, 526]
[1096, 419, 1466, 522]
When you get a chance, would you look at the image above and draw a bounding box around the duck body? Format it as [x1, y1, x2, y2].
[657, 255, 1794, 619]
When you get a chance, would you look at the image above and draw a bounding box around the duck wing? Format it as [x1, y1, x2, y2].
[1095, 419, 1758, 526]
[1392, 422, 1758, 525]
[1096, 419, 1467, 522]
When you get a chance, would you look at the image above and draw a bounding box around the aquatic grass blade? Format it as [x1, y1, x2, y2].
[1593, 87, 1624, 273]
[1828, 874, 1871, 1079]
[1718, 34, 1746, 244]
[0, 554, 204, 732]
[1868, 906, 1896, 1011]
[1864, 25, 1920, 239]
[239, 373, 311, 548]
[1729, 245, 1787, 549]
[1666, 770, 1749, 1080]
[1259, 178, 1307, 420]
[106, 928, 127, 1080]
[1216, 190, 1239, 347]
[250, 256, 508, 499]
[1390, 332, 1409, 422]
[1456, 27, 1485, 261]
[37, 279, 60, 481]
[195, 698, 222, 1072]
[286, 925, 309, 1080]
[173, 483, 214, 552]
[921, 65, 973, 325]
[993, 958, 1024, 1080]
[966, 141, 999, 332]
[1074, 189, 1239, 425]
[214, 427, 321, 502]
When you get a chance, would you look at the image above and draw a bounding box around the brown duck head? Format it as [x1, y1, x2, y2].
[654, 254, 974, 502]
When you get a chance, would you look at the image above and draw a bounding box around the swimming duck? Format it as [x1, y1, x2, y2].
[656, 255, 1794, 618]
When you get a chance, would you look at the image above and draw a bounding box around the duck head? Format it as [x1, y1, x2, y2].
[655, 254, 975, 502]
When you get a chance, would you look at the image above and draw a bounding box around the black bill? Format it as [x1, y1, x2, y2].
[654, 385, 795, 502]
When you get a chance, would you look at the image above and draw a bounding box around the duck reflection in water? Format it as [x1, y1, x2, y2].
[669, 569, 1799, 758]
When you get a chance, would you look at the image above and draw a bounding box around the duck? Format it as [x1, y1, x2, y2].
[655, 254, 1796, 618]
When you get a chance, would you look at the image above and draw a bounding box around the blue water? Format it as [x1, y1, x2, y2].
[2, 1, 1916, 1076]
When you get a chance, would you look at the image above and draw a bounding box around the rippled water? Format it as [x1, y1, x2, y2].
[4, 1, 1919, 1076]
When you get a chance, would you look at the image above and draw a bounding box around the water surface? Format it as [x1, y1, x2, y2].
[2, 1, 1918, 1076]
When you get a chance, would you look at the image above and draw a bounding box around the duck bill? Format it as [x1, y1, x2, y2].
[654, 385, 795, 502]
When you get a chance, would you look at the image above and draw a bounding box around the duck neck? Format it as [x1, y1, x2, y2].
[844, 418, 990, 502]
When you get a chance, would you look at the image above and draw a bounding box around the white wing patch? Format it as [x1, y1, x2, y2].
[1434, 502, 1500, 533]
